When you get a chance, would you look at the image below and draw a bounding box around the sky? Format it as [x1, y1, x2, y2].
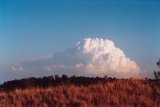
[0, 0, 160, 82]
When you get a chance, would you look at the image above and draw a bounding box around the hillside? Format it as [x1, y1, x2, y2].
[0, 75, 160, 107]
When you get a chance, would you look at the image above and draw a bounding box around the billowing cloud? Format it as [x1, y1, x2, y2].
[74, 38, 141, 77]
[10, 38, 142, 78]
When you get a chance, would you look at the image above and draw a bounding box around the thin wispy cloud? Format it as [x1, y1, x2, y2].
[11, 65, 24, 72]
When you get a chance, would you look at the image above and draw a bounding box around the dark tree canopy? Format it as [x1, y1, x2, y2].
[154, 58, 160, 80]
[156, 58, 160, 68]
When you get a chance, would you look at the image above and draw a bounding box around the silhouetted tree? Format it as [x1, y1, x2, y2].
[104, 75, 108, 79]
[55, 75, 60, 80]
[154, 58, 160, 80]
[0, 75, 119, 91]
[156, 58, 160, 68]
[62, 74, 68, 80]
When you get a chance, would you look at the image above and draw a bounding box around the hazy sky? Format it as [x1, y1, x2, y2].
[0, 0, 160, 82]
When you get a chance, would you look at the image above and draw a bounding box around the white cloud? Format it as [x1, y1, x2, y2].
[10, 37, 142, 78]
[74, 38, 141, 77]
[11, 65, 24, 72]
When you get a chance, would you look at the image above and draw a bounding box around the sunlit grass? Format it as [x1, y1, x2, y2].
[0, 79, 159, 107]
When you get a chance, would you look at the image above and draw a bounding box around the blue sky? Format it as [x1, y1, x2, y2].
[0, 0, 160, 82]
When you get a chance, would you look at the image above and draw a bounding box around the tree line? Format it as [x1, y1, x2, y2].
[0, 59, 159, 92]
[0, 75, 117, 91]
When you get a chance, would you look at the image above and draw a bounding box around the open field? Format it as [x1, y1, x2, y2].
[0, 76, 159, 107]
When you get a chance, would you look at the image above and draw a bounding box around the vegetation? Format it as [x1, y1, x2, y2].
[0, 75, 160, 107]
[0, 59, 159, 106]
[154, 58, 160, 80]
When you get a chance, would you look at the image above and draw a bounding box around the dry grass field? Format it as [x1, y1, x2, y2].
[0, 77, 159, 107]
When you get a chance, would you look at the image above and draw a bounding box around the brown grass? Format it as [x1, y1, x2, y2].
[0, 78, 160, 107]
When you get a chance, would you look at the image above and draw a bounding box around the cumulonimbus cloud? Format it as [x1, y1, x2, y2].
[74, 38, 140, 77]
[10, 38, 142, 78]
